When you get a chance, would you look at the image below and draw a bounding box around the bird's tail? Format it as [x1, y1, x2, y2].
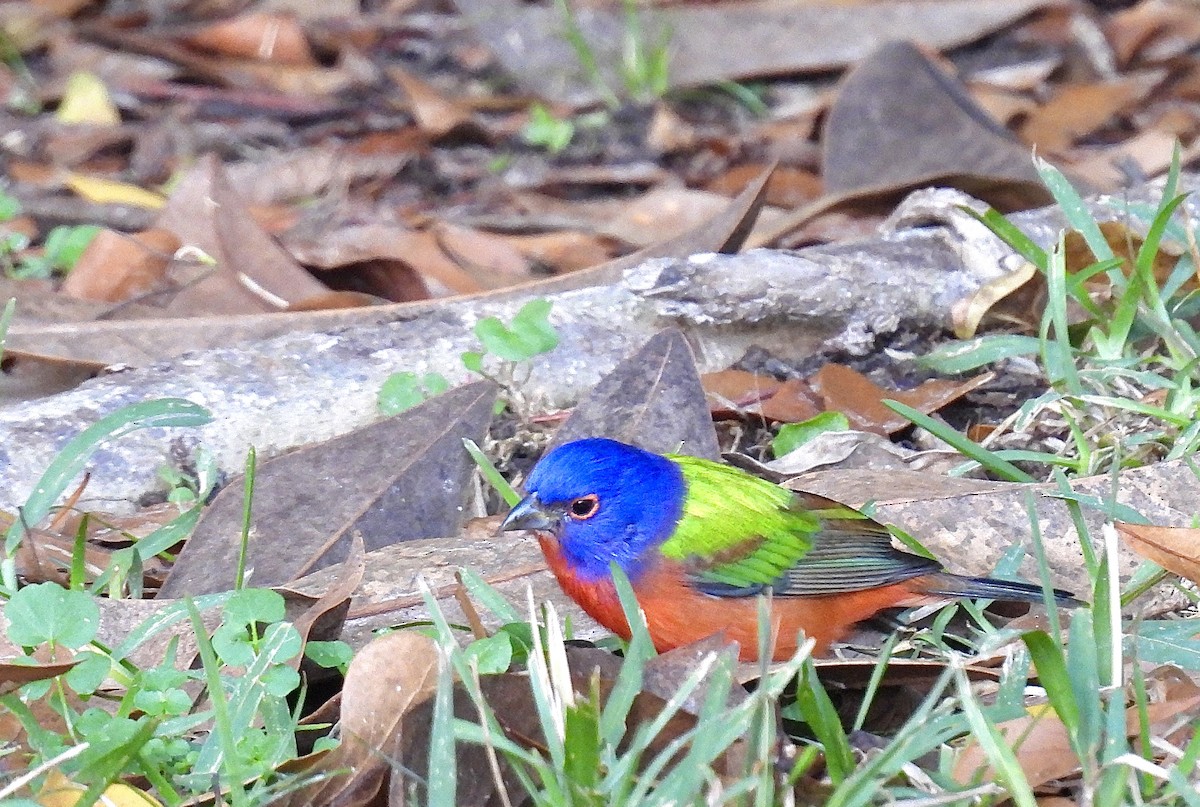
[913, 573, 1085, 608]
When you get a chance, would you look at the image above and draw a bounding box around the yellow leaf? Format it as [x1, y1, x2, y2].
[56, 72, 120, 126]
[37, 770, 163, 806]
[951, 259, 1039, 339]
[65, 174, 166, 209]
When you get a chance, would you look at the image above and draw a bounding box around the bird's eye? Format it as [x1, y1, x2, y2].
[568, 494, 600, 520]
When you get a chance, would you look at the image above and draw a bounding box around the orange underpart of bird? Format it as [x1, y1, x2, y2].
[500, 437, 1082, 662]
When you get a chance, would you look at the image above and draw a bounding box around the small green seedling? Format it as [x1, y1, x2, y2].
[5, 581, 100, 653]
[522, 103, 575, 154]
[5, 223, 101, 280]
[466, 298, 559, 367]
[1, 188, 102, 277]
[772, 411, 851, 458]
[378, 371, 451, 416]
[0, 189, 20, 221]
[304, 640, 354, 676]
[378, 298, 560, 417]
[156, 446, 218, 507]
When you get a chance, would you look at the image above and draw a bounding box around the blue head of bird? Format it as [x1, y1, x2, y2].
[500, 438, 685, 581]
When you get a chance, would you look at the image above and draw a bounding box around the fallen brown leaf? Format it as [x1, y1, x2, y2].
[548, 330, 721, 460]
[0, 348, 109, 404]
[433, 222, 534, 289]
[1106, 0, 1200, 66]
[600, 186, 784, 248]
[701, 368, 783, 416]
[759, 379, 824, 423]
[159, 381, 498, 596]
[954, 694, 1200, 787]
[1116, 521, 1200, 585]
[820, 41, 1048, 206]
[1019, 73, 1165, 155]
[503, 229, 617, 274]
[811, 364, 993, 435]
[274, 631, 439, 807]
[703, 371, 819, 422]
[286, 534, 366, 666]
[154, 154, 331, 315]
[61, 227, 179, 303]
[182, 12, 317, 67]
[388, 66, 479, 139]
[285, 222, 475, 298]
[708, 164, 823, 210]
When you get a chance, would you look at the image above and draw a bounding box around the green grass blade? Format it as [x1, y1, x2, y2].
[1021, 631, 1080, 738]
[796, 657, 854, 784]
[427, 646, 459, 807]
[882, 400, 1035, 482]
[852, 632, 899, 732]
[457, 568, 523, 624]
[600, 565, 653, 746]
[463, 438, 521, 505]
[235, 447, 256, 591]
[128, 502, 204, 562]
[1035, 156, 1116, 266]
[954, 667, 1038, 807]
[1066, 609, 1103, 754]
[0, 298, 14, 360]
[918, 334, 1043, 374]
[552, 0, 620, 108]
[1043, 235, 1086, 385]
[69, 516, 88, 591]
[4, 399, 212, 554]
[186, 598, 248, 806]
[965, 206, 1048, 268]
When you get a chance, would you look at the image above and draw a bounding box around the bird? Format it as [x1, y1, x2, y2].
[500, 437, 1082, 661]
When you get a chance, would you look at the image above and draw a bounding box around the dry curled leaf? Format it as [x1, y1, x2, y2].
[271, 630, 439, 807]
[953, 259, 1040, 338]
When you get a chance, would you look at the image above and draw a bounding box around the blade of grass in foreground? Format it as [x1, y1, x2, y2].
[796, 657, 854, 784]
[1042, 235, 1085, 387]
[1035, 156, 1117, 271]
[883, 400, 1035, 482]
[955, 666, 1038, 807]
[463, 437, 521, 505]
[3, 398, 213, 556]
[0, 298, 14, 360]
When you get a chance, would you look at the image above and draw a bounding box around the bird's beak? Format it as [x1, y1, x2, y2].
[500, 493, 557, 532]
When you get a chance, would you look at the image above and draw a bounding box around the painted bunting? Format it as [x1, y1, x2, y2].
[500, 437, 1081, 661]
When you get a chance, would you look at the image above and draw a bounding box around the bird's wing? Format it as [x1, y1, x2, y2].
[676, 481, 942, 598]
[765, 500, 944, 596]
[658, 456, 820, 591]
